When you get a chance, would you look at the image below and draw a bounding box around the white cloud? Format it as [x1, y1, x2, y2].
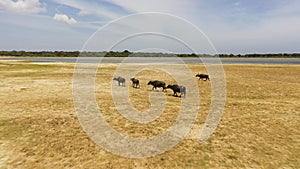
[205, 1, 300, 54]
[51, 0, 122, 20]
[104, 0, 197, 14]
[0, 12, 91, 51]
[0, 0, 46, 14]
[53, 13, 77, 25]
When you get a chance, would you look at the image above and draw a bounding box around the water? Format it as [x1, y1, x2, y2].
[0, 57, 299, 64]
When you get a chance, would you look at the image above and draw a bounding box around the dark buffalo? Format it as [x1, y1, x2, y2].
[130, 77, 140, 88]
[196, 73, 210, 81]
[113, 76, 126, 86]
[147, 80, 166, 91]
[166, 85, 186, 98]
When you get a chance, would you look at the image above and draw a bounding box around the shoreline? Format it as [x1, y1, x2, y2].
[0, 57, 299, 65]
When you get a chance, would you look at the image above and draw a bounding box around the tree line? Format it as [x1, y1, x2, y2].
[0, 50, 299, 58]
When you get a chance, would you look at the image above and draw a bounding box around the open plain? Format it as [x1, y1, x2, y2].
[0, 60, 299, 168]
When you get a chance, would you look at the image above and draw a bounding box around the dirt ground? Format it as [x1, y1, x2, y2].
[0, 60, 299, 168]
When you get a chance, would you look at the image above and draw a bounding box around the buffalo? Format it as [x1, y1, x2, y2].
[113, 76, 126, 86]
[147, 80, 166, 92]
[166, 85, 186, 98]
[130, 77, 140, 88]
[196, 73, 210, 81]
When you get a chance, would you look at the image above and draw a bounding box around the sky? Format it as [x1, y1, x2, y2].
[0, 0, 300, 54]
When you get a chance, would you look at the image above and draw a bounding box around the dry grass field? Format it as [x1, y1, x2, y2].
[0, 60, 299, 168]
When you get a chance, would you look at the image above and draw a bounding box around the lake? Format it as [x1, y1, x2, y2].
[0, 57, 299, 64]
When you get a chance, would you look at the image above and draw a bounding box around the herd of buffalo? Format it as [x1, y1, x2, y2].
[113, 73, 210, 98]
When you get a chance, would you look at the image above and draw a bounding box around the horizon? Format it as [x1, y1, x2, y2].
[1, 50, 300, 56]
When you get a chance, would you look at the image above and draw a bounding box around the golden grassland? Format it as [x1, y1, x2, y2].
[0, 61, 299, 168]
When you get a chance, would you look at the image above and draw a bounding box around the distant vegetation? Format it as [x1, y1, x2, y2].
[0, 51, 80, 57]
[0, 50, 299, 58]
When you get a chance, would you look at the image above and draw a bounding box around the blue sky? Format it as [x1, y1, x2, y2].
[0, 0, 300, 54]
